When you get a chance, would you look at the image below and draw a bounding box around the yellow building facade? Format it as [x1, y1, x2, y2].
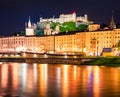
[85, 30, 114, 56]
[0, 29, 120, 56]
[55, 34, 76, 53]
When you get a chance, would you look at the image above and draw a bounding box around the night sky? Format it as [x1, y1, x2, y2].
[0, 0, 120, 36]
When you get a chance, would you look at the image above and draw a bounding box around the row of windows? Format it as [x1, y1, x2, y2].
[91, 36, 112, 39]
[114, 32, 120, 34]
[15, 38, 24, 40]
[90, 32, 113, 35]
[90, 32, 120, 36]
[115, 36, 120, 38]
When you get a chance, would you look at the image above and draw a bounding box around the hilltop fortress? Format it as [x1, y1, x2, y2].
[26, 12, 90, 36]
[39, 12, 88, 23]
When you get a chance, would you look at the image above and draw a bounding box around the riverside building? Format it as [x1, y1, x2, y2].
[0, 13, 120, 56]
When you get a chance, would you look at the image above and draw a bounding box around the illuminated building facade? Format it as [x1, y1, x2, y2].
[36, 13, 90, 36]
[88, 24, 100, 31]
[0, 14, 120, 56]
[0, 28, 120, 56]
[55, 34, 76, 53]
[25, 16, 35, 36]
[39, 12, 88, 23]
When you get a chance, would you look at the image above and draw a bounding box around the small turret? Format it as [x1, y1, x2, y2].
[28, 16, 32, 28]
[84, 14, 88, 22]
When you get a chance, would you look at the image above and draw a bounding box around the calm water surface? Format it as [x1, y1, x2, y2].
[0, 62, 120, 97]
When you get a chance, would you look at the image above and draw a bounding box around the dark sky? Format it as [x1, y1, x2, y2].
[0, 0, 120, 36]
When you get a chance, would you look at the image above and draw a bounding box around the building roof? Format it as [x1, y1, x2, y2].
[102, 48, 112, 52]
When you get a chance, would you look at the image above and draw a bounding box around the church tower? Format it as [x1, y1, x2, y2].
[109, 11, 116, 29]
[28, 16, 32, 27]
[25, 16, 35, 36]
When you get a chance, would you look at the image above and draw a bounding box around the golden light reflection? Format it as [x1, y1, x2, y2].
[20, 63, 27, 91]
[87, 66, 92, 85]
[38, 64, 48, 97]
[111, 68, 118, 84]
[10, 63, 19, 90]
[109, 68, 119, 90]
[62, 65, 69, 97]
[44, 64, 48, 81]
[82, 67, 88, 85]
[64, 65, 68, 82]
[73, 66, 77, 80]
[87, 66, 92, 74]
[0, 63, 120, 97]
[33, 63, 37, 85]
[93, 66, 100, 97]
[71, 65, 78, 97]
[26, 65, 34, 92]
[57, 67, 61, 88]
[1, 64, 8, 89]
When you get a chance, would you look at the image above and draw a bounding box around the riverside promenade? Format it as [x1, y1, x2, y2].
[0, 52, 94, 64]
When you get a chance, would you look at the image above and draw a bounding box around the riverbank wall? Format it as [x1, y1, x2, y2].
[0, 56, 94, 65]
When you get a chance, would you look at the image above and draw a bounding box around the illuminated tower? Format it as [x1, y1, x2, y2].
[25, 16, 35, 36]
[72, 12, 76, 22]
[109, 11, 116, 29]
[84, 14, 88, 22]
[28, 16, 32, 27]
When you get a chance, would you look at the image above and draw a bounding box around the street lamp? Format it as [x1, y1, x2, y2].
[44, 54, 48, 58]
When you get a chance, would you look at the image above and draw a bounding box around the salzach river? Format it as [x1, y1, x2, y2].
[0, 62, 120, 97]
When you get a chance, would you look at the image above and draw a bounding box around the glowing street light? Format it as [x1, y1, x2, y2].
[64, 53, 68, 58]
[23, 52, 26, 57]
[74, 55, 77, 58]
[33, 53, 37, 57]
[44, 54, 48, 58]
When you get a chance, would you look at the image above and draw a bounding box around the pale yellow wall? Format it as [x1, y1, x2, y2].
[85, 32, 91, 56]
[88, 24, 100, 31]
[76, 32, 86, 52]
[0, 28, 120, 56]
[37, 36, 54, 52]
[8, 37, 15, 49]
[25, 36, 38, 52]
[0, 36, 25, 52]
[85, 30, 113, 56]
[0, 37, 9, 50]
[26, 27, 35, 36]
[112, 29, 120, 47]
[55, 34, 76, 53]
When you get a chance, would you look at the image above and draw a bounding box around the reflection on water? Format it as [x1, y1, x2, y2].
[0, 63, 120, 97]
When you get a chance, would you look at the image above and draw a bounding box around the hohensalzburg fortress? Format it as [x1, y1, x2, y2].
[40, 12, 88, 23]
[26, 12, 90, 36]
[0, 12, 119, 56]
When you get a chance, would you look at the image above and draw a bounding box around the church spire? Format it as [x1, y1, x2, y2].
[109, 10, 116, 29]
[28, 16, 32, 27]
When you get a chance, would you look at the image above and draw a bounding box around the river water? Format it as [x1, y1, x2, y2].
[0, 62, 120, 97]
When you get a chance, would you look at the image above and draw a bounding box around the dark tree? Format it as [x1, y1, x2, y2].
[100, 23, 108, 29]
[117, 40, 120, 51]
[77, 24, 88, 31]
[116, 23, 120, 28]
